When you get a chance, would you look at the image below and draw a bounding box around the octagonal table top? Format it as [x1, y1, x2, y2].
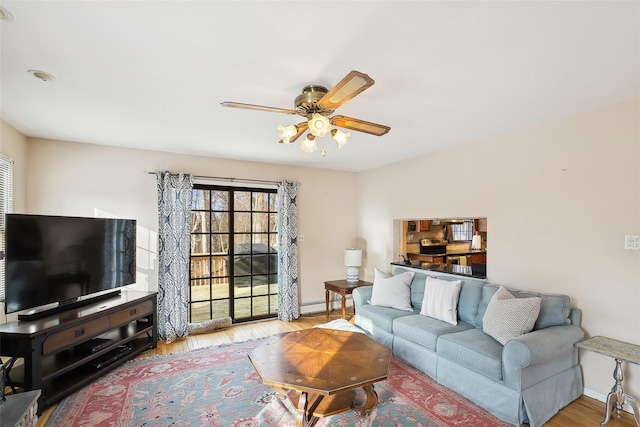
[248, 327, 391, 395]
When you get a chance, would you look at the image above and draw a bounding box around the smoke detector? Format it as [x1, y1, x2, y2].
[28, 70, 55, 82]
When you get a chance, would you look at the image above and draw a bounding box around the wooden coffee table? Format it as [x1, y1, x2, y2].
[248, 328, 391, 427]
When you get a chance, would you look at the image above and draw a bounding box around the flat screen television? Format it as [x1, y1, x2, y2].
[4, 214, 136, 320]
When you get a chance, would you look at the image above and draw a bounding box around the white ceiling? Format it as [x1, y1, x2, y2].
[1, 1, 638, 172]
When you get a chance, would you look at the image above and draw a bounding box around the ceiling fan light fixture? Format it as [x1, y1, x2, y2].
[300, 134, 317, 153]
[307, 113, 330, 137]
[278, 124, 298, 144]
[331, 129, 350, 149]
[222, 70, 390, 157]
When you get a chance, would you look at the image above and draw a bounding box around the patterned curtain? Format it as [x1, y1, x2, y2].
[277, 181, 299, 321]
[156, 171, 193, 341]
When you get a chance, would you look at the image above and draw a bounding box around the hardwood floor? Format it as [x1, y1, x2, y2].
[37, 311, 636, 426]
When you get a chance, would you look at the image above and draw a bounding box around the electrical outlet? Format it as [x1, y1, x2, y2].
[298, 235, 305, 242]
[624, 235, 640, 250]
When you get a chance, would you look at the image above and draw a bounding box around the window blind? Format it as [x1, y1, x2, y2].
[0, 153, 14, 302]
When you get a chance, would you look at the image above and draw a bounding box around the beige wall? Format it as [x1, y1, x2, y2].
[357, 100, 640, 404]
[0, 121, 28, 213]
[20, 139, 359, 315]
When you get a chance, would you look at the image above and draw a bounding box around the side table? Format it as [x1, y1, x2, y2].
[576, 336, 640, 426]
[324, 279, 372, 319]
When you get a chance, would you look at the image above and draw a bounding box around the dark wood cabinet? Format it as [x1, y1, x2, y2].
[418, 220, 431, 231]
[474, 218, 487, 232]
[0, 291, 158, 412]
[408, 220, 431, 232]
[470, 253, 487, 264]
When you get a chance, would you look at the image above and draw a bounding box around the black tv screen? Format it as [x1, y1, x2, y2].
[4, 214, 137, 315]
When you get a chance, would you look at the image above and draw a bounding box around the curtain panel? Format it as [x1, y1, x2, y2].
[156, 171, 193, 341]
[277, 181, 299, 321]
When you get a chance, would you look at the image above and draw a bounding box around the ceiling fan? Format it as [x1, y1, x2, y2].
[221, 70, 390, 156]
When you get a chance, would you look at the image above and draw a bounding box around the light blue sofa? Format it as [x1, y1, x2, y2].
[352, 266, 584, 427]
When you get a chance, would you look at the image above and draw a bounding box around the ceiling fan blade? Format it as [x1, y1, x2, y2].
[319, 70, 375, 110]
[221, 101, 297, 115]
[331, 116, 391, 136]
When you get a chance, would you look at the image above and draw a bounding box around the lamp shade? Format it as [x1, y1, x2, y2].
[344, 248, 362, 267]
[332, 128, 350, 149]
[278, 124, 297, 144]
[308, 113, 331, 137]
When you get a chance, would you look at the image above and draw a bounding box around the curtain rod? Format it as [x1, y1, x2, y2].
[146, 171, 280, 186]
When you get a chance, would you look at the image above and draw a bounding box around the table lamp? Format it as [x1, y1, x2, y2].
[344, 248, 362, 283]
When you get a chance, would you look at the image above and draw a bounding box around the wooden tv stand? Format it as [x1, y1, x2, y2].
[0, 291, 158, 413]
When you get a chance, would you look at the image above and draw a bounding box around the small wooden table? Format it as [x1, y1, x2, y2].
[576, 336, 640, 426]
[248, 328, 391, 427]
[324, 279, 372, 319]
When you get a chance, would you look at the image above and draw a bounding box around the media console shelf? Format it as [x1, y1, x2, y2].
[0, 290, 158, 413]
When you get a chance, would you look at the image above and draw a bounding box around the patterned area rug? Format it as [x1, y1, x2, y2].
[45, 338, 510, 427]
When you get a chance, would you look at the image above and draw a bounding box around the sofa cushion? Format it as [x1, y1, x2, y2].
[357, 303, 417, 333]
[475, 285, 498, 327]
[475, 284, 570, 330]
[370, 268, 414, 311]
[483, 286, 541, 345]
[457, 280, 484, 326]
[409, 273, 428, 310]
[512, 290, 571, 330]
[437, 328, 505, 382]
[420, 277, 462, 325]
[393, 314, 474, 351]
[395, 268, 484, 323]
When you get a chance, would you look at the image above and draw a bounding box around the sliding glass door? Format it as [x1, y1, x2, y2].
[189, 185, 278, 323]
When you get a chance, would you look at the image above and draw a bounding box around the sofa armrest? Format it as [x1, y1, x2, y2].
[504, 325, 584, 368]
[569, 307, 582, 327]
[502, 325, 584, 390]
[352, 286, 373, 311]
[502, 324, 584, 388]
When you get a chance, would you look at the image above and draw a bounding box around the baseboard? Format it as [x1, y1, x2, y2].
[300, 296, 354, 316]
[300, 301, 326, 315]
[583, 387, 636, 416]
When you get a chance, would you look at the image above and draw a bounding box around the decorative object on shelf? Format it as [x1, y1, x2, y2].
[344, 248, 363, 283]
[222, 70, 390, 157]
[472, 234, 482, 250]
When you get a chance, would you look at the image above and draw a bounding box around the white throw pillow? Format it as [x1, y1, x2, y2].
[369, 270, 415, 311]
[483, 286, 541, 345]
[419, 277, 462, 325]
[374, 267, 390, 280]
